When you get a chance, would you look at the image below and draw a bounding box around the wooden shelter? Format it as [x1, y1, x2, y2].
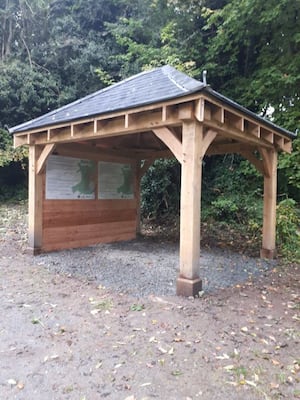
[10, 66, 295, 296]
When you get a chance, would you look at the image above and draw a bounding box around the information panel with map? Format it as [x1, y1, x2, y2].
[98, 161, 134, 199]
[46, 155, 96, 199]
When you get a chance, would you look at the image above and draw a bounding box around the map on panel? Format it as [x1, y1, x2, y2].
[46, 155, 96, 199]
[98, 161, 134, 199]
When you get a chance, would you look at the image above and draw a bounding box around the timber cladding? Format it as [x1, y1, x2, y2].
[42, 199, 137, 252]
[40, 154, 137, 252]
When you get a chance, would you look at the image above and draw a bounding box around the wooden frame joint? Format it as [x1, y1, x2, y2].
[36, 143, 56, 174]
[153, 127, 182, 163]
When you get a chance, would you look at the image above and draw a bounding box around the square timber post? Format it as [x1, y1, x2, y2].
[260, 150, 278, 259]
[177, 119, 203, 296]
[28, 145, 43, 254]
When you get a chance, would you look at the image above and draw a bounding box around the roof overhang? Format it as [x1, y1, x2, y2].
[13, 90, 293, 155]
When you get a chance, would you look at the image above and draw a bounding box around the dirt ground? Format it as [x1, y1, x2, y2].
[0, 203, 299, 400]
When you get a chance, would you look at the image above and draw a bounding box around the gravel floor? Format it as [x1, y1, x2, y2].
[34, 238, 277, 297]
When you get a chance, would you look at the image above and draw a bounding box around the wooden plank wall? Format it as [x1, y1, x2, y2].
[42, 198, 137, 252]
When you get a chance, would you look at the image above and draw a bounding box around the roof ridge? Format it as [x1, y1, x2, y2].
[161, 65, 189, 92]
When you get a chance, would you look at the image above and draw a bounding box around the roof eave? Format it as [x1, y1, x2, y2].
[10, 86, 296, 141]
[203, 87, 296, 139]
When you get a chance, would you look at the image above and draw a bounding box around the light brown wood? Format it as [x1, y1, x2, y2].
[207, 142, 250, 156]
[259, 148, 272, 178]
[43, 220, 136, 251]
[43, 198, 137, 251]
[14, 92, 292, 157]
[56, 143, 137, 163]
[43, 208, 136, 228]
[195, 98, 205, 122]
[260, 149, 278, 257]
[28, 145, 43, 250]
[178, 102, 194, 120]
[179, 120, 203, 280]
[153, 127, 182, 163]
[201, 129, 218, 157]
[203, 119, 274, 149]
[37, 143, 56, 174]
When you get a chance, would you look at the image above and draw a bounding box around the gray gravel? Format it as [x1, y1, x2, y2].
[35, 238, 277, 297]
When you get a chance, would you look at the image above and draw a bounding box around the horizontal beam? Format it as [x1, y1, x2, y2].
[203, 119, 274, 149]
[55, 143, 137, 164]
[13, 93, 292, 155]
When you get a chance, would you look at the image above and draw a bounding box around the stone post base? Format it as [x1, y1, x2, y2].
[176, 276, 202, 297]
[260, 248, 277, 259]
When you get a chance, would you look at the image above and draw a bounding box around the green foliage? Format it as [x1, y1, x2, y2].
[0, 182, 27, 202]
[276, 199, 300, 262]
[0, 129, 28, 167]
[141, 159, 180, 219]
[0, 129, 27, 201]
[278, 136, 300, 201]
[0, 62, 60, 127]
[130, 303, 145, 311]
[203, 0, 300, 127]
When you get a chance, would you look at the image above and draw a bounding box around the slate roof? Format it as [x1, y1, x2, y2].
[10, 65, 295, 138]
[10, 66, 204, 134]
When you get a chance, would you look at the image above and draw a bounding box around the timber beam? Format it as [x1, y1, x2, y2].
[55, 143, 137, 164]
[13, 100, 195, 147]
[37, 143, 56, 174]
[195, 96, 292, 153]
[14, 95, 292, 155]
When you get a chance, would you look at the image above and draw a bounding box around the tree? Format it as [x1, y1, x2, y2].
[203, 0, 300, 125]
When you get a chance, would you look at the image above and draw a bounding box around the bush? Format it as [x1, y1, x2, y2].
[141, 159, 180, 219]
[276, 198, 300, 262]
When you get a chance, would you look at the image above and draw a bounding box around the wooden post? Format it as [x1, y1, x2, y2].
[28, 145, 43, 254]
[260, 149, 278, 259]
[177, 120, 203, 296]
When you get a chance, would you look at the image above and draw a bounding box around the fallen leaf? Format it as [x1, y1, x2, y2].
[270, 382, 279, 389]
[158, 346, 167, 354]
[245, 380, 257, 387]
[173, 337, 185, 342]
[271, 359, 280, 366]
[224, 365, 235, 371]
[17, 382, 25, 390]
[216, 353, 230, 360]
[171, 370, 183, 376]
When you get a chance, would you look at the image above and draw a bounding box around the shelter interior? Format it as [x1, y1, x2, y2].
[12, 73, 293, 297]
